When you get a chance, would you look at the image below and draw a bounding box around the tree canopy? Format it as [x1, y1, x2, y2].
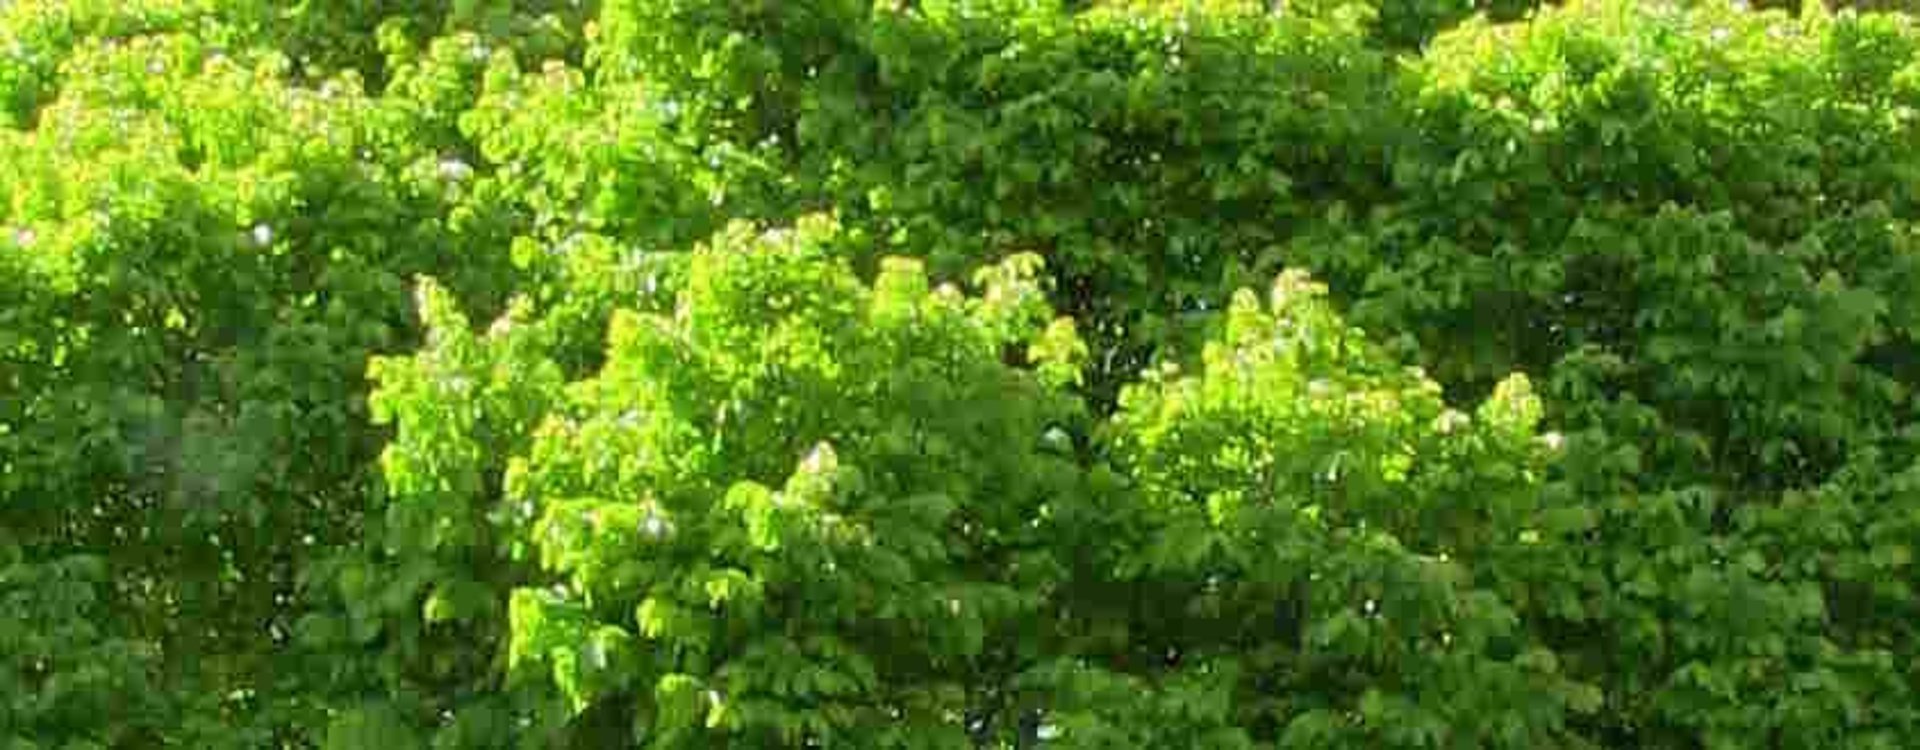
[6, 0, 1920, 748]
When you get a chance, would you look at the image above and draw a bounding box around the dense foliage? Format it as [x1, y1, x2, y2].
[6, 0, 1920, 747]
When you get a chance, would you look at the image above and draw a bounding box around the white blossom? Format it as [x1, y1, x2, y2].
[437, 158, 474, 182]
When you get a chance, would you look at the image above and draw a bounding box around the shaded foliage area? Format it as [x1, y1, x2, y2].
[5, 0, 1920, 748]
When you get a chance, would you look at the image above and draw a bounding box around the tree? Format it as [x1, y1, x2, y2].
[6, 0, 1920, 747]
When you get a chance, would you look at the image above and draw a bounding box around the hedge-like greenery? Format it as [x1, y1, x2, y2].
[5, 0, 1920, 747]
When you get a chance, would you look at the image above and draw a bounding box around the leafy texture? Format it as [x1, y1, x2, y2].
[8, 0, 1920, 747]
